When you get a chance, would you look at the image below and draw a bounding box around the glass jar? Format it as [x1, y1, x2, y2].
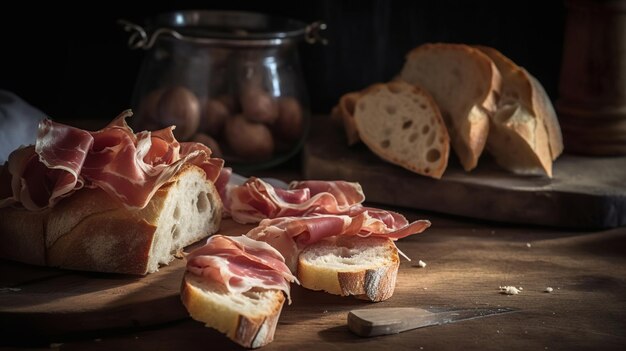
[120, 11, 326, 171]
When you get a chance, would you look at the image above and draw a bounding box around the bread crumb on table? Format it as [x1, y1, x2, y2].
[499, 286, 522, 295]
[544, 287, 554, 293]
[417, 260, 427, 268]
[526, 242, 532, 248]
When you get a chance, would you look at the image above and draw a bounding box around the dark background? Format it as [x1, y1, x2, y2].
[0, 1, 566, 121]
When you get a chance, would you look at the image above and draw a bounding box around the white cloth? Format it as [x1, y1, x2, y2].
[0, 91, 45, 163]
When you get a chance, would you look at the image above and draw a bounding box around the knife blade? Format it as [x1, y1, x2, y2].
[347, 307, 517, 337]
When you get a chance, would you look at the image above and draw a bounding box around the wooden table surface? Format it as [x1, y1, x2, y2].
[1, 117, 625, 349]
[2, 206, 624, 350]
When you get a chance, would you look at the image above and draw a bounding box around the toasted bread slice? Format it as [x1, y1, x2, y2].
[475, 46, 563, 177]
[400, 43, 501, 171]
[297, 236, 399, 302]
[181, 273, 285, 349]
[354, 81, 450, 179]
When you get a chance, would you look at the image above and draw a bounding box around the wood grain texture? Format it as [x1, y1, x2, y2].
[303, 116, 626, 229]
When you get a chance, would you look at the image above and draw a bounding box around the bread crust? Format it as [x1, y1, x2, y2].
[529, 74, 564, 161]
[0, 165, 222, 275]
[337, 263, 399, 301]
[297, 236, 400, 302]
[181, 273, 285, 348]
[0, 207, 48, 266]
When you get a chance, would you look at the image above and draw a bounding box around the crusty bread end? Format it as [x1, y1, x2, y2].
[181, 273, 285, 348]
[0, 164, 222, 275]
[475, 45, 563, 177]
[297, 236, 399, 302]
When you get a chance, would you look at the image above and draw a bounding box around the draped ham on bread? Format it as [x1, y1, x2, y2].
[246, 210, 431, 271]
[0, 110, 224, 211]
[186, 235, 298, 302]
[288, 180, 366, 210]
[228, 177, 365, 224]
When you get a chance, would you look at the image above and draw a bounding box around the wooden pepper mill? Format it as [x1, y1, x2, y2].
[556, 0, 626, 155]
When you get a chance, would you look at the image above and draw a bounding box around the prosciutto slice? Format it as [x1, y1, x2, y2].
[0, 118, 94, 210]
[81, 114, 220, 208]
[0, 110, 224, 210]
[246, 210, 431, 271]
[228, 178, 365, 224]
[186, 235, 298, 301]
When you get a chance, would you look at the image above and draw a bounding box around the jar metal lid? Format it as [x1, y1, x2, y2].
[120, 10, 327, 49]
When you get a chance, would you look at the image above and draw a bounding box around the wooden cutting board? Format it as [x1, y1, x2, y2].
[0, 219, 255, 338]
[303, 116, 626, 229]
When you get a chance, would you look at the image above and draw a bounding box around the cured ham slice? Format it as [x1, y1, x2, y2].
[229, 178, 365, 224]
[180, 141, 224, 184]
[186, 235, 298, 301]
[1, 118, 94, 210]
[81, 116, 220, 209]
[0, 110, 224, 211]
[246, 211, 431, 271]
[288, 180, 365, 208]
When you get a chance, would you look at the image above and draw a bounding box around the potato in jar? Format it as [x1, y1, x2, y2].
[201, 99, 230, 136]
[240, 88, 279, 124]
[216, 94, 238, 115]
[274, 97, 304, 142]
[225, 114, 274, 160]
[158, 86, 201, 141]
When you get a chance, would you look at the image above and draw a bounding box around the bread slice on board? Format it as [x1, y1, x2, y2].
[475, 46, 563, 177]
[297, 236, 400, 302]
[353, 81, 450, 179]
[181, 273, 285, 348]
[0, 164, 223, 275]
[399, 43, 501, 171]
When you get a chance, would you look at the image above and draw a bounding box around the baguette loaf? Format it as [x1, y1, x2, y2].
[297, 236, 399, 302]
[399, 43, 501, 171]
[181, 272, 285, 348]
[353, 81, 450, 179]
[0, 164, 223, 275]
[475, 46, 563, 176]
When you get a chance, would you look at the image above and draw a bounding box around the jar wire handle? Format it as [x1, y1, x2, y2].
[118, 19, 183, 49]
[305, 21, 328, 45]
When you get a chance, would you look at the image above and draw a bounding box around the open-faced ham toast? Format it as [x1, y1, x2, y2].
[297, 235, 400, 302]
[181, 235, 297, 348]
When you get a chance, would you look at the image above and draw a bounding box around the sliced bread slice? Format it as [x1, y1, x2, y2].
[475, 46, 563, 177]
[181, 272, 285, 348]
[353, 81, 450, 179]
[399, 43, 501, 171]
[297, 235, 399, 302]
